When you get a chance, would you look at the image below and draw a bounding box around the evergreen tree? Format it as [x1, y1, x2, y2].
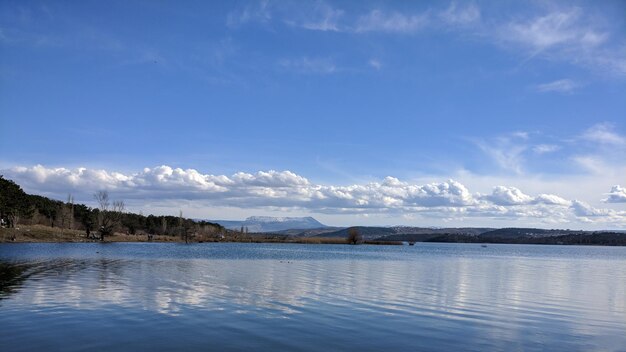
[0, 176, 33, 227]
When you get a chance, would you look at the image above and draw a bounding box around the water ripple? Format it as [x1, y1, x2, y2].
[1, 243, 625, 351]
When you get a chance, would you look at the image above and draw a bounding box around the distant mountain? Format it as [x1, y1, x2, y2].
[212, 216, 328, 233]
[274, 227, 344, 237]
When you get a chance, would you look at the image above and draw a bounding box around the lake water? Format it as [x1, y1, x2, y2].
[1, 243, 625, 351]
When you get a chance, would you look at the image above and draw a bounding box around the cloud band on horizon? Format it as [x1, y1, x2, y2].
[2, 164, 624, 227]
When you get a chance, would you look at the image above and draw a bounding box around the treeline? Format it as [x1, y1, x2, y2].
[0, 176, 224, 239]
[423, 233, 626, 246]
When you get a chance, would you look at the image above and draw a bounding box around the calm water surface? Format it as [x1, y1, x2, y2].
[1, 243, 625, 351]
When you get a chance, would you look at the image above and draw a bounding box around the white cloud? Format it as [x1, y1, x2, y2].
[439, 2, 480, 25]
[475, 132, 529, 174]
[568, 124, 626, 184]
[473, 124, 625, 180]
[225, 2, 624, 75]
[571, 200, 612, 217]
[297, 3, 344, 32]
[368, 59, 381, 70]
[226, 0, 273, 28]
[483, 186, 570, 207]
[534, 194, 571, 207]
[511, 131, 529, 140]
[605, 185, 626, 203]
[568, 200, 626, 225]
[485, 186, 533, 205]
[581, 123, 626, 146]
[229, 1, 345, 32]
[499, 7, 626, 75]
[4, 164, 624, 227]
[279, 57, 337, 74]
[572, 155, 609, 175]
[504, 8, 607, 51]
[532, 144, 560, 154]
[355, 9, 429, 33]
[536, 79, 581, 93]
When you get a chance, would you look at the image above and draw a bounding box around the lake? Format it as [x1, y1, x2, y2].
[1, 243, 625, 351]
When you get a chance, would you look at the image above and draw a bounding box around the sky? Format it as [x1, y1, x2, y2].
[1, 0, 625, 229]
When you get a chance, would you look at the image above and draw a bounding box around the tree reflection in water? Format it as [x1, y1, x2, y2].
[0, 261, 32, 300]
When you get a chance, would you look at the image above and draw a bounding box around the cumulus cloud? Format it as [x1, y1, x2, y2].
[483, 186, 570, 207]
[605, 185, 626, 203]
[569, 200, 626, 225]
[4, 164, 625, 226]
[534, 194, 571, 207]
[571, 200, 612, 217]
[3, 165, 473, 211]
[484, 186, 533, 205]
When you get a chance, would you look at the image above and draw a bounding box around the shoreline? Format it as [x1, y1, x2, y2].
[2, 225, 625, 246]
[0, 225, 401, 245]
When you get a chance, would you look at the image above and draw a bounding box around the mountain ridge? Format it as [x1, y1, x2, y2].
[211, 216, 327, 233]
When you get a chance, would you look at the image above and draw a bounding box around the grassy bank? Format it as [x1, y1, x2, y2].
[0, 225, 181, 243]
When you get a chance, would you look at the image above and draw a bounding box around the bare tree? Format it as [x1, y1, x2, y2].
[347, 227, 363, 245]
[178, 210, 193, 243]
[161, 217, 168, 235]
[60, 194, 75, 230]
[94, 190, 124, 241]
[68, 194, 74, 230]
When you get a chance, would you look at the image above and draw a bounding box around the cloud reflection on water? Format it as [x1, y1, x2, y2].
[1, 244, 625, 351]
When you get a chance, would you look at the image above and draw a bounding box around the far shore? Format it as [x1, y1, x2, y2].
[0, 225, 402, 245]
[5, 225, 624, 247]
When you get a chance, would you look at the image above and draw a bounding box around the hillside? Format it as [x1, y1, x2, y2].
[391, 226, 493, 235]
[0, 176, 225, 241]
[422, 232, 626, 246]
[273, 227, 344, 237]
[309, 226, 493, 241]
[314, 226, 397, 240]
[477, 228, 586, 238]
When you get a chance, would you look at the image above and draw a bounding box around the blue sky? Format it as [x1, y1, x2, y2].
[1, 0, 625, 228]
